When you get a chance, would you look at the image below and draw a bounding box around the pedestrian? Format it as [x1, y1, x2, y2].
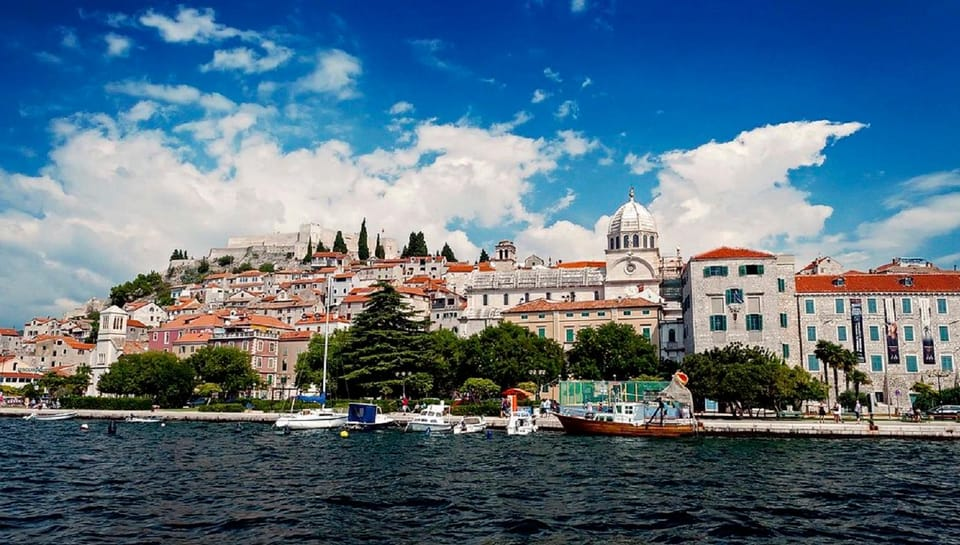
[833, 402, 841, 423]
[818, 401, 826, 422]
[854, 400, 862, 422]
[401, 396, 409, 413]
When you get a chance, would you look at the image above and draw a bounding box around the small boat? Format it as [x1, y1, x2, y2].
[506, 410, 537, 436]
[452, 415, 487, 435]
[554, 372, 700, 438]
[344, 402, 397, 431]
[405, 402, 452, 433]
[274, 407, 347, 430]
[23, 411, 78, 421]
[124, 415, 164, 423]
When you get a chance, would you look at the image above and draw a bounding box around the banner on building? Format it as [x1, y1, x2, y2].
[850, 298, 865, 363]
[920, 298, 935, 364]
[883, 298, 900, 365]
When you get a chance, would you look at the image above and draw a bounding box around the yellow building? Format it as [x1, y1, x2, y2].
[502, 297, 662, 350]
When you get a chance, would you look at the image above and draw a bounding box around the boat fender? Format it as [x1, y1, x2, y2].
[80, 424, 89, 432]
[340, 430, 349, 438]
[485, 429, 493, 440]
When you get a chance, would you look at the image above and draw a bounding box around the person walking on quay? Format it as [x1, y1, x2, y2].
[818, 401, 826, 422]
[854, 400, 862, 422]
[833, 402, 841, 423]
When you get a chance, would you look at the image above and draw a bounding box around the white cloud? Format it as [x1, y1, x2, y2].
[105, 33, 132, 57]
[35, 51, 62, 64]
[581, 77, 593, 89]
[571, 0, 587, 13]
[491, 111, 533, 134]
[61, 29, 79, 49]
[105, 81, 236, 112]
[543, 67, 562, 83]
[121, 101, 159, 124]
[624, 152, 655, 175]
[389, 101, 414, 115]
[139, 7, 249, 43]
[201, 40, 293, 74]
[649, 120, 866, 259]
[555, 100, 579, 119]
[531, 89, 550, 104]
[295, 49, 362, 100]
[550, 130, 599, 157]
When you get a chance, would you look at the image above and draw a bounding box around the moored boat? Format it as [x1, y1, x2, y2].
[555, 372, 700, 438]
[452, 415, 487, 435]
[345, 402, 397, 431]
[124, 415, 164, 423]
[23, 411, 78, 421]
[405, 402, 452, 432]
[506, 409, 537, 435]
[275, 407, 347, 430]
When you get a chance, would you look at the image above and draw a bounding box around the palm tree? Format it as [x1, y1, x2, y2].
[814, 340, 857, 402]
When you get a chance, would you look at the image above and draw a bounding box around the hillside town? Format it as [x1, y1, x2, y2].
[2, 189, 959, 409]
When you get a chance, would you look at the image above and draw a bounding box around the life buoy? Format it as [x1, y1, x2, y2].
[675, 371, 689, 385]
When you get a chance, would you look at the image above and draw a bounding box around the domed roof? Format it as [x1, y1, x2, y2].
[608, 188, 657, 235]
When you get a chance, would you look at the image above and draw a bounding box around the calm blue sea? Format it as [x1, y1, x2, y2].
[1, 418, 957, 544]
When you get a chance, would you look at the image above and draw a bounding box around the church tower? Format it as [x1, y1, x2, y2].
[604, 188, 662, 300]
[86, 305, 128, 396]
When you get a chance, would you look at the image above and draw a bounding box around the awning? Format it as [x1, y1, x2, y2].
[502, 388, 535, 399]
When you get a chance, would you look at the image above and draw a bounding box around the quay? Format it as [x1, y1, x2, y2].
[4, 408, 960, 439]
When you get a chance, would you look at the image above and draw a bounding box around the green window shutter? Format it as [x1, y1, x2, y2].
[869, 325, 879, 341]
[757, 264, 764, 274]
[782, 344, 790, 359]
[565, 328, 574, 343]
[871, 355, 883, 372]
[703, 268, 711, 278]
[940, 326, 950, 342]
[777, 278, 785, 292]
[780, 313, 788, 328]
[739, 265, 746, 276]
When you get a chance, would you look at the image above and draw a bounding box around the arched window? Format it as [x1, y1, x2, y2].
[633, 234, 639, 247]
[609, 238, 615, 250]
[623, 235, 629, 248]
[643, 235, 648, 248]
[668, 329, 676, 343]
[650, 236, 656, 247]
[615, 237, 621, 250]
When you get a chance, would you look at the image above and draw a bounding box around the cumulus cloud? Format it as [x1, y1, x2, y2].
[61, 29, 79, 49]
[624, 152, 655, 175]
[295, 49, 362, 100]
[649, 120, 865, 259]
[531, 89, 550, 104]
[140, 7, 250, 43]
[105, 33, 132, 57]
[389, 101, 414, 115]
[201, 41, 293, 74]
[549, 129, 599, 157]
[571, 0, 587, 13]
[105, 81, 236, 112]
[581, 77, 593, 89]
[491, 111, 533, 134]
[555, 100, 578, 119]
[543, 67, 562, 83]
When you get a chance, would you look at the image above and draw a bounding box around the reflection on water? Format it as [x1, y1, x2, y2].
[1, 418, 958, 544]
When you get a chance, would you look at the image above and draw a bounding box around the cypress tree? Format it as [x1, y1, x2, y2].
[333, 231, 348, 253]
[440, 243, 457, 262]
[358, 219, 370, 260]
[479, 249, 490, 262]
[375, 233, 385, 259]
[302, 237, 313, 264]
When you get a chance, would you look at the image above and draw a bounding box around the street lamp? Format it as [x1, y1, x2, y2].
[928, 369, 950, 395]
[396, 371, 410, 399]
[530, 369, 545, 400]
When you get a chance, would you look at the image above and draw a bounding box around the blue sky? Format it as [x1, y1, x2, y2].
[2, 1, 959, 327]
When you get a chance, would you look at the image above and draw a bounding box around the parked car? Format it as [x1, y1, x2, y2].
[926, 405, 960, 420]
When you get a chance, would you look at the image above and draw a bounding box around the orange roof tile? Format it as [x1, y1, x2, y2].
[504, 297, 660, 313]
[691, 246, 775, 260]
[342, 294, 370, 304]
[280, 331, 314, 341]
[477, 262, 495, 271]
[0, 328, 19, 337]
[555, 261, 605, 269]
[174, 332, 212, 344]
[445, 263, 474, 273]
[126, 319, 148, 328]
[796, 273, 960, 294]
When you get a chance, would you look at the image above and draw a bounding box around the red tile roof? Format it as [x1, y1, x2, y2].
[691, 246, 775, 260]
[504, 297, 660, 313]
[796, 273, 960, 294]
[127, 319, 148, 328]
[555, 261, 606, 269]
[477, 262, 495, 272]
[0, 328, 19, 337]
[280, 331, 314, 341]
[445, 263, 474, 273]
[174, 332, 212, 344]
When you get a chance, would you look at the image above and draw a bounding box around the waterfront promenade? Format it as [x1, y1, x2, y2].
[3, 407, 960, 438]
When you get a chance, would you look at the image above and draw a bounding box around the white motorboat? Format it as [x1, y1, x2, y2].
[344, 403, 397, 431]
[124, 415, 164, 423]
[506, 410, 537, 436]
[452, 415, 487, 435]
[23, 411, 78, 421]
[405, 403, 452, 433]
[275, 407, 347, 430]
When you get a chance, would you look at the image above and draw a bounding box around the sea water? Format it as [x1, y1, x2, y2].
[2, 418, 958, 544]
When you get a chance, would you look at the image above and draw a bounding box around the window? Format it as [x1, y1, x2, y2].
[581, 312, 589, 317]
[804, 299, 815, 314]
[870, 355, 884, 372]
[837, 325, 847, 342]
[633, 234, 639, 247]
[668, 329, 677, 343]
[869, 325, 880, 342]
[565, 328, 575, 343]
[503, 294, 509, 305]
[780, 313, 788, 328]
[746, 314, 763, 331]
[807, 326, 817, 341]
[152, 332, 158, 341]
[482, 294, 488, 306]
[807, 354, 820, 371]
[524, 293, 530, 302]
[901, 298, 912, 314]
[777, 278, 786, 292]
[936, 298, 947, 314]
[642, 310, 650, 315]
[703, 266, 729, 277]
[725, 288, 744, 305]
[520, 314, 528, 320]
[163, 332, 169, 344]
[940, 325, 950, 342]
[905, 355, 918, 372]
[598, 311, 606, 317]
[738, 264, 764, 276]
[835, 298, 845, 314]
[623, 310, 632, 316]
[537, 328, 545, 339]
[904, 326, 914, 342]
[943, 355, 954, 372]
[538, 313, 545, 319]
[546, 292, 552, 300]
[642, 327, 651, 339]
[782, 344, 790, 359]
[565, 312, 574, 317]
[709, 315, 727, 331]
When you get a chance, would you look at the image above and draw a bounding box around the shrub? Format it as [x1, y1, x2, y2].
[451, 400, 501, 417]
[59, 396, 154, 411]
[216, 255, 235, 267]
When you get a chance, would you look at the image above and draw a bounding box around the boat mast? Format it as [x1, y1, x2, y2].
[322, 275, 332, 406]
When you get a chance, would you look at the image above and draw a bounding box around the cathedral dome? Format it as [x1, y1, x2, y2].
[608, 188, 657, 236]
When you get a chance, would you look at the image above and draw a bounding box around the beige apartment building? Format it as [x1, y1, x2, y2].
[502, 297, 661, 350]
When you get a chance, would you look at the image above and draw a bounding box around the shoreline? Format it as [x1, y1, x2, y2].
[4, 407, 959, 439]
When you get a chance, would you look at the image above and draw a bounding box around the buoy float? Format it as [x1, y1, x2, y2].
[80, 424, 89, 431]
[160, 422, 166, 427]
[339, 430, 349, 438]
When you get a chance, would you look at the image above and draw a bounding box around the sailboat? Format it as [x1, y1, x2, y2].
[274, 279, 347, 431]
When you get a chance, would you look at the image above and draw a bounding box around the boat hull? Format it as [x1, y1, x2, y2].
[555, 413, 699, 437]
[24, 412, 78, 421]
[275, 412, 347, 430]
[405, 421, 453, 433]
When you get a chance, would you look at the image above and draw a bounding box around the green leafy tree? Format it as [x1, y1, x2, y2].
[99, 351, 196, 407]
[258, 262, 275, 273]
[358, 219, 370, 260]
[187, 346, 260, 400]
[39, 365, 91, 398]
[375, 233, 385, 259]
[333, 231, 348, 253]
[232, 262, 254, 273]
[337, 282, 430, 397]
[401, 231, 429, 257]
[567, 322, 659, 380]
[479, 249, 490, 262]
[216, 255, 235, 267]
[302, 237, 314, 264]
[109, 272, 172, 307]
[317, 239, 328, 252]
[458, 322, 563, 391]
[197, 257, 210, 274]
[84, 310, 100, 344]
[440, 243, 457, 262]
[814, 340, 858, 402]
[460, 377, 500, 399]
